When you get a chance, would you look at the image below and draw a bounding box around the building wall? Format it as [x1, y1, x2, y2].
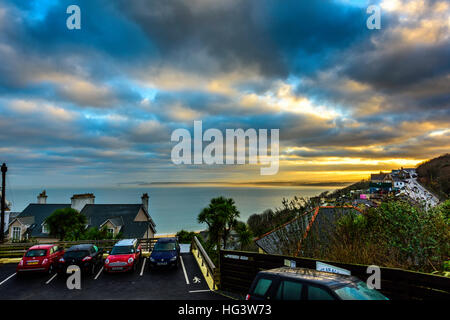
[8, 220, 24, 241]
[142, 225, 155, 239]
[134, 208, 149, 222]
[102, 220, 121, 236]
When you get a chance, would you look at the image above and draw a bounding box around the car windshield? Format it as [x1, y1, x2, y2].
[25, 249, 47, 257]
[64, 250, 90, 259]
[334, 281, 389, 300]
[111, 245, 135, 255]
[153, 242, 176, 251]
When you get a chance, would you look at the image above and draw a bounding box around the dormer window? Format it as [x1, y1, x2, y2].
[42, 223, 49, 234]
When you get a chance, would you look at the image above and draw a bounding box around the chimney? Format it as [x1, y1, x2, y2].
[141, 193, 149, 212]
[71, 193, 95, 212]
[37, 190, 48, 204]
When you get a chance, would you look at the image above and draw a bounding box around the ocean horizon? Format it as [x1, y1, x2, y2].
[5, 186, 336, 234]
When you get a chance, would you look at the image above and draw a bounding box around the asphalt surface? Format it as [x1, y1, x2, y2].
[0, 253, 229, 300]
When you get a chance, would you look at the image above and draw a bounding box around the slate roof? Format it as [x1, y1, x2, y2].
[255, 206, 362, 255]
[371, 173, 391, 181]
[80, 204, 156, 238]
[13, 204, 71, 238]
[12, 203, 156, 239]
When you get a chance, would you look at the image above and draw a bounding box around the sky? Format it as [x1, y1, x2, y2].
[0, 0, 449, 188]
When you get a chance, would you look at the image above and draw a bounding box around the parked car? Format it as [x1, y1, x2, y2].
[148, 237, 180, 270]
[104, 239, 142, 273]
[246, 267, 389, 300]
[57, 244, 103, 275]
[17, 244, 64, 275]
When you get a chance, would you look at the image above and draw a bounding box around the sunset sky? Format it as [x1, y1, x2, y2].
[0, 0, 449, 187]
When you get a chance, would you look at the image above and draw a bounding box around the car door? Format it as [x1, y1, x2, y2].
[274, 279, 306, 300]
[136, 243, 141, 260]
[305, 284, 337, 300]
[249, 275, 279, 300]
[50, 246, 58, 263]
[92, 246, 100, 265]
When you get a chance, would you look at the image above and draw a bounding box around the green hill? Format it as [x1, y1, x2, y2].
[417, 154, 450, 200]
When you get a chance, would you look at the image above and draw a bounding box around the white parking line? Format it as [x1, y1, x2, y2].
[180, 256, 190, 285]
[45, 273, 57, 284]
[189, 289, 211, 293]
[0, 273, 16, 286]
[140, 258, 146, 276]
[94, 266, 103, 280]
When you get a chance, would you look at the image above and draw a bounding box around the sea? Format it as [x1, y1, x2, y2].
[6, 186, 335, 234]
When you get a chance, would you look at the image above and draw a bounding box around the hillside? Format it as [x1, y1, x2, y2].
[417, 154, 450, 200]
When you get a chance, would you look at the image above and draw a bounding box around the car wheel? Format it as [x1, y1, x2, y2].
[91, 264, 96, 275]
[48, 264, 54, 274]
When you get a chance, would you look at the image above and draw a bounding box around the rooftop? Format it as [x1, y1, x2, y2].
[261, 267, 360, 289]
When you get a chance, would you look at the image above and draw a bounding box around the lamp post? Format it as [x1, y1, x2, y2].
[1, 163, 7, 243]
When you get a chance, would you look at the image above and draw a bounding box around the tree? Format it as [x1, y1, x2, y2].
[234, 221, 253, 250]
[197, 196, 240, 249]
[45, 208, 87, 240]
[176, 230, 197, 244]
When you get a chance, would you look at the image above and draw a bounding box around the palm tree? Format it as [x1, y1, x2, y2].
[197, 196, 240, 250]
[235, 221, 253, 250]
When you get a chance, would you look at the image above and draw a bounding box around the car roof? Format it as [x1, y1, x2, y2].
[156, 237, 177, 243]
[114, 239, 137, 246]
[29, 244, 53, 250]
[66, 244, 93, 251]
[259, 267, 361, 289]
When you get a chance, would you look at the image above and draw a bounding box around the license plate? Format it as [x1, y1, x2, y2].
[112, 267, 123, 270]
[157, 262, 167, 266]
[27, 261, 38, 265]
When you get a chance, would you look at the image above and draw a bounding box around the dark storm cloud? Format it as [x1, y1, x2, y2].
[118, 0, 368, 78]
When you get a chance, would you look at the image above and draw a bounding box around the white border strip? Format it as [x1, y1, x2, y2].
[180, 256, 190, 284]
[140, 258, 146, 276]
[0, 273, 16, 286]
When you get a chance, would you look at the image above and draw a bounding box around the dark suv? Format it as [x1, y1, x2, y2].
[148, 237, 180, 270]
[246, 267, 388, 300]
[57, 244, 103, 275]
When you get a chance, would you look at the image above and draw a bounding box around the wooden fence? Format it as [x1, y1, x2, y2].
[0, 238, 159, 258]
[219, 250, 450, 300]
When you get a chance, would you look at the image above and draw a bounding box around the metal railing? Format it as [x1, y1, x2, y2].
[191, 236, 219, 289]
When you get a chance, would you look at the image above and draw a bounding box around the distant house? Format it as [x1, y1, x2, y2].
[370, 172, 393, 194]
[392, 176, 406, 189]
[7, 191, 156, 242]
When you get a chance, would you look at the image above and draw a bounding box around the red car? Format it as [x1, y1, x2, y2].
[17, 244, 64, 274]
[104, 239, 141, 273]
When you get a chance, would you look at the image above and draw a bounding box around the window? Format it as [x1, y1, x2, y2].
[111, 245, 134, 255]
[107, 228, 114, 235]
[307, 285, 335, 300]
[25, 249, 47, 257]
[334, 282, 388, 300]
[42, 224, 49, 234]
[253, 278, 273, 297]
[12, 227, 21, 240]
[275, 281, 303, 300]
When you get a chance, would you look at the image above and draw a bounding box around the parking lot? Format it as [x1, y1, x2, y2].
[0, 253, 229, 300]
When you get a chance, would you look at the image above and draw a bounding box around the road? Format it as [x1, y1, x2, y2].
[0, 253, 229, 300]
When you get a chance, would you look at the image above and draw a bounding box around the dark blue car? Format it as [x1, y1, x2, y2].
[148, 237, 180, 270]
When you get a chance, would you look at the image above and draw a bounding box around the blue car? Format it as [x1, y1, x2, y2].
[148, 237, 180, 270]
